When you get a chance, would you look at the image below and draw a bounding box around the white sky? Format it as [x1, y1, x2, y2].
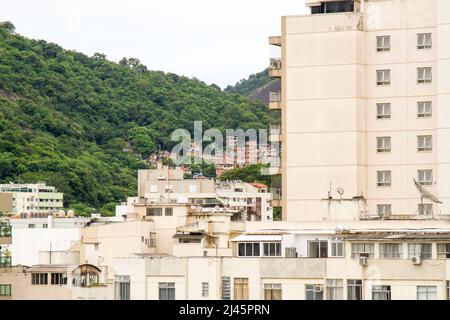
[0, 0, 307, 88]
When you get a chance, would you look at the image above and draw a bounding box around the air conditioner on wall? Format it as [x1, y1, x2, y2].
[359, 255, 368, 266]
[411, 256, 422, 265]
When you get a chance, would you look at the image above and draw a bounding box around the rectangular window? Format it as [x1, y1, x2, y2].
[347, 280, 362, 300]
[146, 208, 163, 216]
[43, 224, 48, 229]
[238, 242, 260, 257]
[376, 103, 391, 119]
[376, 35, 391, 52]
[417, 101, 432, 118]
[202, 282, 209, 297]
[437, 244, 450, 259]
[408, 243, 432, 259]
[234, 278, 249, 300]
[417, 67, 432, 84]
[447, 281, 450, 300]
[417, 286, 437, 300]
[264, 283, 282, 300]
[149, 185, 158, 193]
[330, 241, 344, 257]
[418, 203, 433, 216]
[305, 284, 324, 300]
[377, 137, 391, 153]
[418, 170, 433, 186]
[372, 286, 391, 300]
[0, 284, 11, 297]
[51, 273, 67, 285]
[28, 224, 35, 229]
[379, 243, 403, 259]
[263, 242, 281, 257]
[308, 241, 328, 258]
[115, 278, 130, 300]
[417, 135, 432, 152]
[31, 273, 48, 285]
[351, 243, 374, 258]
[326, 279, 343, 300]
[165, 207, 173, 216]
[377, 204, 392, 216]
[417, 33, 432, 50]
[222, 277, 231, 300]
[376, 69, 391, 86]
[159, 282, 175, 300]
[377, 171, 391, 187]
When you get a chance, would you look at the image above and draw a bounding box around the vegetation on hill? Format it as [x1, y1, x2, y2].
[0, 21, 274, 214]
[224, 69, 275, 97]
[218, 164, 271, 186]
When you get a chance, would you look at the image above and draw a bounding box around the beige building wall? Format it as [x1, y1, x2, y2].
[276, 0, 450, 221]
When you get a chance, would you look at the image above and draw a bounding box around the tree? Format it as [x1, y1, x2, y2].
[0, 21, 15, 33]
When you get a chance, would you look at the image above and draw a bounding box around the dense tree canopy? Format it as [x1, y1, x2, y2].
[0, 22, 275, 212]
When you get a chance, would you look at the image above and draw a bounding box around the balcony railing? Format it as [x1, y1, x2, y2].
[0, 256, 12, 267]
[0, 223, 11, 237]
[269, 92, 281, 103]
[269, 58, 281, 70]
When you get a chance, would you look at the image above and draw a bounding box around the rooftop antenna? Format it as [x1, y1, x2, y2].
[328, 181, 332, 199]
[414, 178, 443, 204]
[337, 187, 344, 199]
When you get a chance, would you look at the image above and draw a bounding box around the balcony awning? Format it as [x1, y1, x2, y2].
[172, 233, 205, 240]
[230, 234, 282, 242]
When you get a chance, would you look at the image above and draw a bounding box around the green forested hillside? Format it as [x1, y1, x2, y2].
[0, 22, 274, 214]
[224, 69, 276, 98]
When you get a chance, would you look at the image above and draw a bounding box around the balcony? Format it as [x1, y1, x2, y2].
[269, 124, 281, 142]
[268, 36, 281, 47]
[269, 58, 282, 78]
[269, 92, 281, 110]
[0, 256, 11, 267]
[0, 223, 12, 245]
[271, 188, 282, 207]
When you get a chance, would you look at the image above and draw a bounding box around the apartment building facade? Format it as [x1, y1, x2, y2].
[0, 183, 63, 215]
[268, 0, 450, 221]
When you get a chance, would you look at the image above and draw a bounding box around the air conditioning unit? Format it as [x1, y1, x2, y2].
[313, 285, 323, 293]
[411, 256, 422, 265]
[359, 255, 368, 266]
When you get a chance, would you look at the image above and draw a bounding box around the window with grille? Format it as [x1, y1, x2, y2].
[417, 286, 437, 300]
[159, 282, 175, 300]
[417, 169, 433, 185]
[51, 273, 67, 285]
[377, 204, 392, 216]
[408, 243, 432, 259]
[115, 275, 130, 300]
[147, 208, 163, 216]
[379, 243, 402, 259]
[417, 135, 432, 152]
[0, 284, 11, 297]
[376, 35, 391, 52]
[326, 279, 343, 300]
[376, 103, 391, 119]
[202, 282, 209, 297]
[372, 285, 391, 300]
[263, 242, 281, 257]
[165, 207, 173, 216]
[238, 242, 260, 257]
[377, 171, 391, 187]
[376, 69, 391, 86]
[417, 101, 432, 118]
[437, 244, 450, 259]
[222, 276, 231, 300]
[417, 67, 432, 84]
[418, 203, 433, 216]
[377, 137, 391, 153]
[417, 33, 432, 49]
[31, 273, 48, 285]
[351, 243, 374, 258]
[347, 280, 362, 300]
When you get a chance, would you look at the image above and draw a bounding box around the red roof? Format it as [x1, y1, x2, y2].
[250, 183, 268, 189]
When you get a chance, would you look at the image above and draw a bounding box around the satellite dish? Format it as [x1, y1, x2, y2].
[414, 179, 443, 204]
[337, 187, 344, 198]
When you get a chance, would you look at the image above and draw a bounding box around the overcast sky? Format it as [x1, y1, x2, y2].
[0, 0, 307, 88]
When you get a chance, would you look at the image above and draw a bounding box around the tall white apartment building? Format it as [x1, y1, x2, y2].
[0, 183, 63, 215]
[268, 0, 450, 221]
